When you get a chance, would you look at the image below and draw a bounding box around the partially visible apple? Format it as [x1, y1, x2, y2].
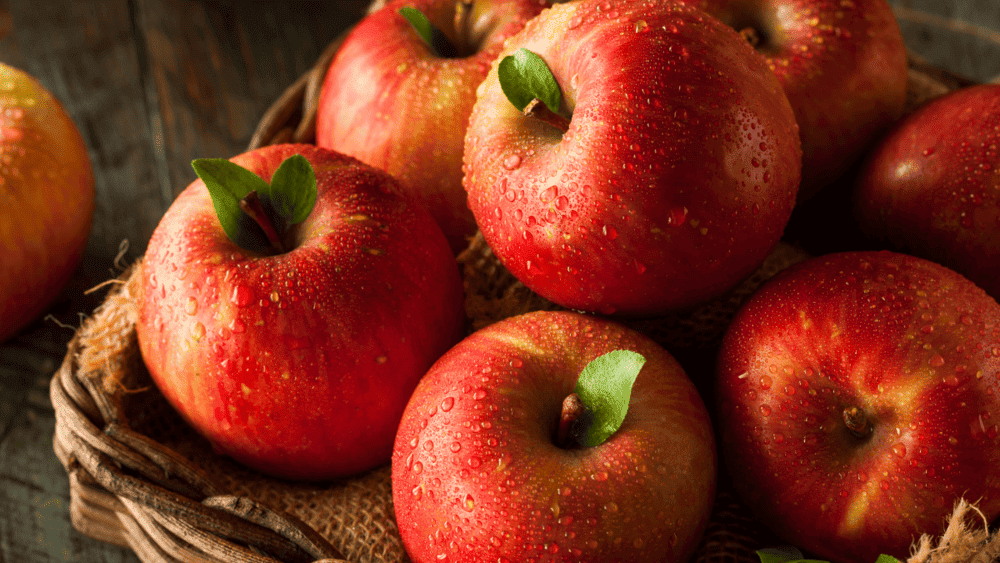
[136, 143, 465, 481]
[463, 0, 801, 317]
[392, 309, 717, 563]
[316, 0, 549, 253]
[680, 0, 908, 201]
[716, 250, 1000, 563]
[0, 63, 95, 342]
[855, 84, 1000, 301]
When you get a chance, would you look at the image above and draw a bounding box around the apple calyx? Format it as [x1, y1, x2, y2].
[739, 26, 763, 49]
[557, 350, 646, 449]
[498, 47, 570, 133]
[192, 154, 318, 255]
[399, 2, 477, 58]
[842, 406, 873, 439]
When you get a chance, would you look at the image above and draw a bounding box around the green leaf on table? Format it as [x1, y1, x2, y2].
[498, 47, 562, 113]
[399, 6, 456, 58]
[192, 158, 272, 253]
[574, 350, 646, 447]
[874, 556, 902, 563]
[757, 546, 807, 563]
[268, 154, 317, 225]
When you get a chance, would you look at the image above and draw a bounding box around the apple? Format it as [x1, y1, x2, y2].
[679, 0, 908, 201]
[0, 63, 95, 342]
[392, 309, 717, 563]
[316, 0, 550, 254]
[715, 250, 1000, 563]
[463, 0, 802, 317]
[135, 143, 465, 481]
[855, 84, 1000, 301]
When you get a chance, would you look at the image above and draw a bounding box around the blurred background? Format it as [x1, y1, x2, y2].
[0, 1, 997, 561]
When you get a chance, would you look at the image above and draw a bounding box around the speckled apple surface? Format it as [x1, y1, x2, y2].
[392, 310, 717, 563]
[716, 251, 1000, 563]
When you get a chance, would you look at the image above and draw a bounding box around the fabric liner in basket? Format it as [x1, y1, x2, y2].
[50, 7, 1000, 563]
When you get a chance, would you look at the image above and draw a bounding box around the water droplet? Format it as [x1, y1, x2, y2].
[503, 154, 521, 170]
[229, 319, 245, 333]
[450, 442, 461, 452]
[463, 493, 475, 511]
[423, 440, 434, 451]
[923, 147, 935, 156]
[668, 206, 688, 226]
[568, 15, 582, 29]
[412, 461, 423, 473]
[185, 297, 198, 315]
[605, 502, 618, 513]
[634, 19, 648, 33]
[760, 405, 772, 416]
[594, 471, 608, 481]
[929, 354, 945, 367]
[540, 186, 558, 203]
[473, 388, 487, 400]
[892, 443, 907, 458]
[441, 397, 455, 411]
[467, 456, 482, 468]
[231, 285, 252, 307]
[773, 432, 785, 443]
[494, 207, 503, 220]
[603, 225, 617, 240]
[760, 375, 773, 389]
[412, 485, 423, 500]
[192, 322, 205, 340]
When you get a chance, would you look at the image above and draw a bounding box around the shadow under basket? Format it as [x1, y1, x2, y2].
[50, 21, 997, 563]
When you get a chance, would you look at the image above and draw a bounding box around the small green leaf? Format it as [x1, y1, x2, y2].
[756, 546, 828, 563]
[497, 48, 562, 113]
[192, 158, 272, 253]
[399, 6, 457, 58]
[268, 154, 317, 225]
[874, 556, 902, 563]
[574, 350, 646, 447]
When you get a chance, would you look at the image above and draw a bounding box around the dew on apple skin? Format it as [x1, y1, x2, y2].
[441, 397, 455, 412]
[503, 154, 521, 170]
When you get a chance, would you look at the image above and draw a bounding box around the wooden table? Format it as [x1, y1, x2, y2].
[0, 1, 998, 562]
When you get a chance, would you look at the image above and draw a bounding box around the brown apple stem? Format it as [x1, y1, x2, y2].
[239, 191, 285, 253]
[557, 393, 588, 448]
[739, 27, 762, 48]
[843, 406, 873, 439]
[454, 0, 474, 55]
[524, 98, 570, 133]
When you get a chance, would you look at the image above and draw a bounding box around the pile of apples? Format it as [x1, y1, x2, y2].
[131, 0, 1000, 562]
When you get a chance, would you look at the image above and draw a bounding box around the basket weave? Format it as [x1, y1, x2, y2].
[51, 8, 993, 563]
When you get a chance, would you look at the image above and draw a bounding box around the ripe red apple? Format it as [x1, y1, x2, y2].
[716, 250, 1000, 563]
[855, 84, 1000, 301]
[463, 0, 802, 317]
[680, 0, 908, 200]
[392, 309, 717, 563]
[316, 0, 549, 253]
[0, 63, 94, 342]
[136, 143, 465, 481]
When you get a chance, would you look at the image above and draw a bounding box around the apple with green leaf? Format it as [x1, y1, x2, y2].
[716, 250, 1000, 563]
[463, 0, 802, 317]
[136, 143, 465, 481]
[316, 0, 549, 253]
[392, 309, 717, 563]
[678, 0, 908, 200]
[0, 63, 94, 342]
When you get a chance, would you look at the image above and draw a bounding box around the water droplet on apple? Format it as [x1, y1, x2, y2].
[473, 388, 487, 400]
[594, 471, 609, 481]
[467, 456, 482, 468]
[493, 207, 503, 220]
[634, 260, 646, 274]
[185, 297, 198, 315]
[759, 375, 773, 389]
[412, 461, 423, 473]
[412, 485, 423, 500]
[858, 471, 868, 482]
[604, 502, 618, 513]
[634, 19, 649, 33]
[603, 225, 617, 240]
[441, 397, 455, 411]
[463, 494, 475, 511]
[667, 206, 688, 226]
[231, 285, 252, 307]
[929, 354, 945, 367]
[923, 147, 935, 157]
[503, 154, 521, 170]
[673, 108, 689, 121]
[540, 186, 558, 203]
[892, 443, 907, 458]
[759, 404, 772, 416]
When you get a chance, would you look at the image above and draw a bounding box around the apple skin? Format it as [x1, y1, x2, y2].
[316, 0, 550, 254]
[856, 84, 1000, 301]
[716, 250, 1000, 563]
[681, 0, 908, 201]
[0, 63, 95, 342]
[463, 0, 801, 317]
[392, 310, 717, 563]
[136, 143, 465, 481]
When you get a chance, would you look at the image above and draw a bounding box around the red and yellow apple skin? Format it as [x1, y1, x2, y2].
[856, 84, 1000, 301]
[316, 0, 549, 254]
[464, 0, 801, 317]
[716, 251, 1000, 563]
[683, 0, 908, 200]
[0, 63, 95, 342]
[136, 143, 465, 481]
[392, 310, 717, 563]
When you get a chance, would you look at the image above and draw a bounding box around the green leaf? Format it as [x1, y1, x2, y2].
[192, 158, 272, 253]
[755, 547, 829, 563]
[874, 556, 902, 563]
[497, 48, 562, 113]
[399, 6, 457, 58]
[268, 154, 317, 225]
[573, 350, 646, 447]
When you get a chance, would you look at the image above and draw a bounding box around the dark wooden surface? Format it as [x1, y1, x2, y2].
[0, 1, 998, 562]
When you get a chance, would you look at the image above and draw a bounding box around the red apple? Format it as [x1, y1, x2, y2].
[716, 250, 1000, 563]
[0, 63, 94, 342]
[463, 0, 802, 317]
[856, 84, 1000, 301]
[392, 309, 717, 563]
[681, 0, 908, 200]
[316, 0, 549, 253]
[136, 143, 465, 481]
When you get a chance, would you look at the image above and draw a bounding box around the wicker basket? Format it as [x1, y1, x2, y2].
[50, 6, 995, 563]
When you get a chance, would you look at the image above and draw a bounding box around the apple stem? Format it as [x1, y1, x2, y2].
[239, 191, 286, 253]
[523, 98, 570, 133]
[557, 393, 588, 448]
[739, 27, 762, 48]
[842, 406, 873, 439]
[454, 0, 474, 56]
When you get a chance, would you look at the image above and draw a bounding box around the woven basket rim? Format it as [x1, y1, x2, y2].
[50, 8, 994, 563]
